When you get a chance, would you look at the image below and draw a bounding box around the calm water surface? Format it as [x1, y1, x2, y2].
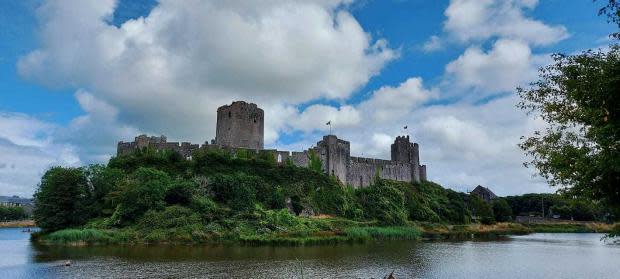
[1, 228, 619, 278]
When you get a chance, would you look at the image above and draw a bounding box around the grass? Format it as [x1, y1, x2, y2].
[344, 226, 422, 241]
[38, 228, 135, 245]
[523, 222, 616, 233]
[34, 221, 620, 246]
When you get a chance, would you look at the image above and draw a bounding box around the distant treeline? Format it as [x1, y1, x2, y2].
[504, 193, 613, 222]
[0, 205, 28, 221]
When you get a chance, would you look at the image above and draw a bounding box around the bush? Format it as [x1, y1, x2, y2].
[357, 179, 408, 226]
[112, 167, 171, 225]
[190, 196, 219, 221]
[138, 206, 202, 230]
[165, 180, 196, 206]
[208, 173, 257, 211]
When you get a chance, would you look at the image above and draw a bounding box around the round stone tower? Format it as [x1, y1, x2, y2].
[215, 101, 264, 149]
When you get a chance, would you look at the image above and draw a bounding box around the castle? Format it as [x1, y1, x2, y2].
[118, 101, 427, 188]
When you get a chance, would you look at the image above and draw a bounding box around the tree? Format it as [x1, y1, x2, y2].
[112, 167, 171, 225]
[33, 167, 90, 232]
[0, 205, 27, 221]
[469, 195, 495, 225]
[492, 198, 513, 222]
[517, 46, 620, 208]
[84, 165, 124, 216]
[595, 0, 620, 38]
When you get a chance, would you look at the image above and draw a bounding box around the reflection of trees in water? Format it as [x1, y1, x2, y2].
[32, 241, 435, 278]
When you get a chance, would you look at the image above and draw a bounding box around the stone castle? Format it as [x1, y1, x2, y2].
[118, 101, 427, 188]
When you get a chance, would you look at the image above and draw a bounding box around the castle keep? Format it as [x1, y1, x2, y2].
[118, 101, 428, 188]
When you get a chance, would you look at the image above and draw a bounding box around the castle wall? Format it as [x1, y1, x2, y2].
[117, 101, 429, 187]
[347, 157, 412, 188]
[215, 101, 264, 149]
[291, 151, 310, 167]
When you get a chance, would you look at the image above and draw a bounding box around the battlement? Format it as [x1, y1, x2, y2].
[116, 101, 428, 188]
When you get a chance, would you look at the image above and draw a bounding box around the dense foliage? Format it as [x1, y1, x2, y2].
[519, 1, 620, 209]
[34, 147, 616, 243]
[33, 148, 479, 234]
[504, 193, 611, 222]
[33, 167, 91, 232]
[0, 205, 27, 221]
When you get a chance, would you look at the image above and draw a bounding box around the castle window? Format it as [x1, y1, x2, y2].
[228, 112, 232, 118]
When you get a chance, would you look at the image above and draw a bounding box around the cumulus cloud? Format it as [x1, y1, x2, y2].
[18, 0, 396, 144]
[58, 90, 141, 162]
[445, 39, 547, 93]
[444, 0, 568, 46]
[0, 113, 81, 197]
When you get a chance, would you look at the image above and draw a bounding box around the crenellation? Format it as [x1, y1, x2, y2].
[116, 101, 429, 188]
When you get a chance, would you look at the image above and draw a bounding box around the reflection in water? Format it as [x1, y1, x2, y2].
[1, 228, 619, 279]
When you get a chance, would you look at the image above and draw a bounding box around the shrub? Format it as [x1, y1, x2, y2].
[165, 180, 196, 206]
[357, 179, 408, 226]
[112, 167, 171, 225]
[190, 196, 219, 221]
[138, 206, 202, 230]
[208, 173, 257, 211]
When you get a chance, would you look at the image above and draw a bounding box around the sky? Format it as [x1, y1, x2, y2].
[0, 0, 616, 198]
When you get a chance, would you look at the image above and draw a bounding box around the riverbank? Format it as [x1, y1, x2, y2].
[0, 220, 35, 228]
[32, 219, 618, 246]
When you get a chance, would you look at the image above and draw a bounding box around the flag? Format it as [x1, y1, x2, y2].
[404, 125, 407, 129]
[326, 121, 331, 125]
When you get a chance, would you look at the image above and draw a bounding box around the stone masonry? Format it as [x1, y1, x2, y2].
[117, 101, 428, 188]
[215, 101, 264, 149]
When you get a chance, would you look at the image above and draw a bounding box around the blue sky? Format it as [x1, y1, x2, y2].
[0, 0, 616, 197]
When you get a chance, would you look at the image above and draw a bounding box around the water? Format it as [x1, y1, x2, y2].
[1, 228, 619, 279]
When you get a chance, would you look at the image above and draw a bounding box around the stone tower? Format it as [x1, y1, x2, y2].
[215, 101, 264, 149]
[390, 135, 421, 183]
[314, 135, 351, 184]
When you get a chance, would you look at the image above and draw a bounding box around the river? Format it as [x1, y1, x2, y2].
[1, 228, 619, 278]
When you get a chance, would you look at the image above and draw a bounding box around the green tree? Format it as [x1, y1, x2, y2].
[517, 46, 620, 208]
[84, 165, 124, 216]
[112, 167, 171, 225]
[492, 198, 513, 222]
[595, 0, 620, 38]
[33, 167, 90, 232]
[0, 205, 27, 221]
[469, 195, 495, 225]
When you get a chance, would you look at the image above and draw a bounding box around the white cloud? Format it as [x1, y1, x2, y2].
[283, 80, 550, 195]
[444, 0, 568, 46]
[18, 0, 396, 144]
[422, 35, 444, 52]
[0, 113, 81, 197]
[58, 90, 141, 162]
[445, 39, 545, 93]
[359, 77, 437, 123]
